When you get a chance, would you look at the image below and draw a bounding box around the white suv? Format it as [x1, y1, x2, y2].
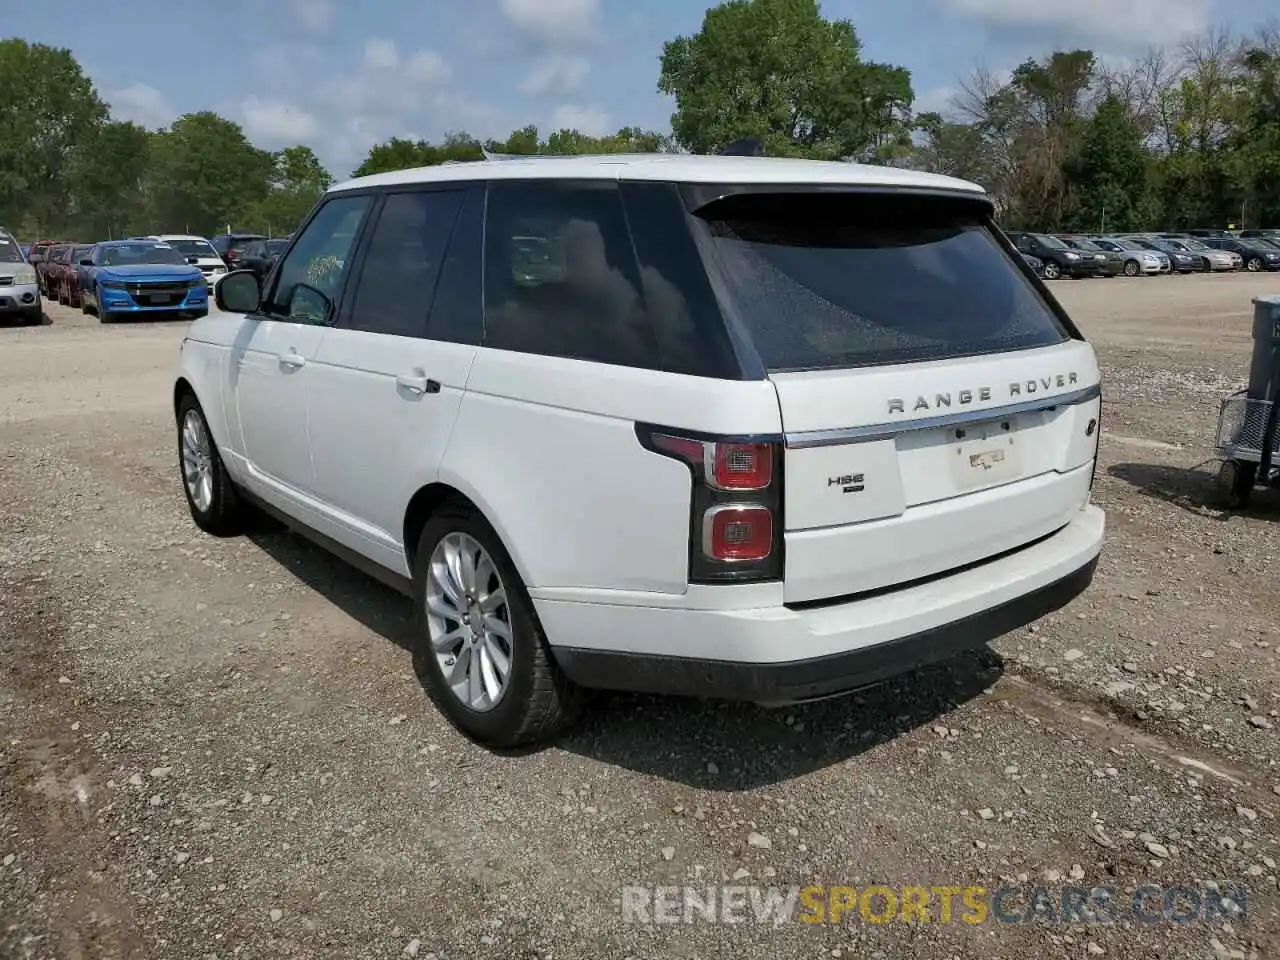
[136, 234, 228, 286]
[174, 155, 1105, 747]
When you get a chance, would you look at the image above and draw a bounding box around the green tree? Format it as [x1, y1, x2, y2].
[0, 39, 107, 234]
[657, 0, 914, 160]
[1065, 93, 1154, 233]
[350, 132, 484, 177]
[1226, 48, 1280, 226]
[238, 145, 333, 236]
[910, 113, 993, 183]
[65, 121, 153, 239]
[146, 112, 274, 235]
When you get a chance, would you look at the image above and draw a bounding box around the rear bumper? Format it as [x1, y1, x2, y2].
[545, 504, 1104, 701]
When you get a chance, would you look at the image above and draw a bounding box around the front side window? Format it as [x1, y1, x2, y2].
[345, 189, 463, 338]
[483, 182, 659, 369]
[267, 195, 371, 324]
[692, 191, 1070, 372]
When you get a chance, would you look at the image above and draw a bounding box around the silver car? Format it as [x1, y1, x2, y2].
[1155, 235, 1239, 271]
[0, 227, 42, 325]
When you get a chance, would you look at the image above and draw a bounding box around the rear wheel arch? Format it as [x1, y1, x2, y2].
[403, 482, 535, 588]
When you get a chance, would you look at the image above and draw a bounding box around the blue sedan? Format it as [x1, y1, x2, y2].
[81, 240, 209, 323]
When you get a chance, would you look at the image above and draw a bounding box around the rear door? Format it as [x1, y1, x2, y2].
[690, 190, 1100, 604]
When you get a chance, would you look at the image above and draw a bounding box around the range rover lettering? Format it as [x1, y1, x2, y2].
[175, 154, 1105, 747]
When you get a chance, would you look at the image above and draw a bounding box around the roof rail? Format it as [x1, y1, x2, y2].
[480, 149, 570, 161]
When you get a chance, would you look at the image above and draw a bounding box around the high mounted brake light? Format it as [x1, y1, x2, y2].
[638, 426, 784, 584]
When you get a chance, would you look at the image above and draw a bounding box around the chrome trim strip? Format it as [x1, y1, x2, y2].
[784, 383, 1102, 448]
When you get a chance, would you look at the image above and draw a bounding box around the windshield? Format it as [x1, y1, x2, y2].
[1034, 234, 1068, 250]
[0, 235, 23, 263]
[165, 239, 219, 258]
[695, 192, 1069, 372]
[1182, 238, 1209, 251]
[1109, 239, 1143, 251]
[266, 239, 289, 254]
[99, 242, 187, 267]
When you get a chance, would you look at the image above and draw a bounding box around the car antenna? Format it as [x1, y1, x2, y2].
[719, 137, 765, 157]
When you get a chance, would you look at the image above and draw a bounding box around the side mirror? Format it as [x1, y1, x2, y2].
[214, 269, 262, 314]
[79, 259, 93, 267]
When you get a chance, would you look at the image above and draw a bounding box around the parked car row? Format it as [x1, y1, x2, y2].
[8, 230, 291, 326]
[1007, 228, 1280, 279]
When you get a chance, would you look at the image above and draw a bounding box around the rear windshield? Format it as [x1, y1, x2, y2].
[692, 193, 1070, 372]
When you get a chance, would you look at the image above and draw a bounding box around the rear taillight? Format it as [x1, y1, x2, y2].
[638, 425, 783, 584]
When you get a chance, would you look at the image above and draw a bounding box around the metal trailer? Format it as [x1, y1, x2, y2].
[1215, 294, 1280, 507]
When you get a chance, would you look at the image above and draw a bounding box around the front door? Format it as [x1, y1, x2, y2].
[307, 186, 482, 576]
[229, 193, 374, 510]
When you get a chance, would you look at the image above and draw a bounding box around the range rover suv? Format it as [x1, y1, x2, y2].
[174, 155, 1105, 747]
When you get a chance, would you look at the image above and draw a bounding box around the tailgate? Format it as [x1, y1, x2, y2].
[774, 341, 1100, 603]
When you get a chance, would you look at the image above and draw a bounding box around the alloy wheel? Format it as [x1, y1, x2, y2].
[425, 532, 513, 712]
[180, 409, 214, 513]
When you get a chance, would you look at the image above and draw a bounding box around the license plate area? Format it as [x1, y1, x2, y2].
[948, 418, 1021, 490]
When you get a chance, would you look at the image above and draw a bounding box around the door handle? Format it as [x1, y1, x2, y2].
[279, 351, 306, 369]
[395, 372, 441, 396]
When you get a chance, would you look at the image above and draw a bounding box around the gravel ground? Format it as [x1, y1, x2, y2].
[1, 273, 1278, 959]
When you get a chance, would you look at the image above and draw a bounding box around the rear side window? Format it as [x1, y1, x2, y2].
[692, 192, 1070, 372]
[345, 189, 464, 338]
[483, 181, 661, 370]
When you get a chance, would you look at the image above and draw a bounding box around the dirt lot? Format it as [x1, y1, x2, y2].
[2, 274, 1278, 959]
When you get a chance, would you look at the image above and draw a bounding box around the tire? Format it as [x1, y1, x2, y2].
[23, 309, 42, 326]
[176, 394, 244, 536]
[1218, 460, 1256, 509]
[1123, 260, 1140, 277]
[1247, 257, 1263, 272]
[1042, 261, 1061, 280]
[412, 499, 584, 748]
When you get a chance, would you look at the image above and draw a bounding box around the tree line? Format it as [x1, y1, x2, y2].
[4, 1, 1280, 241]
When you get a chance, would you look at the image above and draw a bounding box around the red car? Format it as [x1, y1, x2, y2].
[35, 242, 73, 297]
[54, 244, 95, 307]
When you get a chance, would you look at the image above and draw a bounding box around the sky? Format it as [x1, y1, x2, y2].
[8, 0, 1278, 178]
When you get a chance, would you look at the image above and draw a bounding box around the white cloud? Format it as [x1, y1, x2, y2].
[501, 0, 601, 46]
[520, 54, 591, 96]
[240, 97, 321, 142]
[550, 104, 610, 135]
[364, 37, 400, 70]
[942, 0, 1210, 47]
[104, 82, 175, 129]
[290, 0, 335, 35]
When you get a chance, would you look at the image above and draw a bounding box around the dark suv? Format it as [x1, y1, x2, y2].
[1055, 235, 1123, 277]
[210, 232, 268, 272]
[1004, 231, 1098, 280]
